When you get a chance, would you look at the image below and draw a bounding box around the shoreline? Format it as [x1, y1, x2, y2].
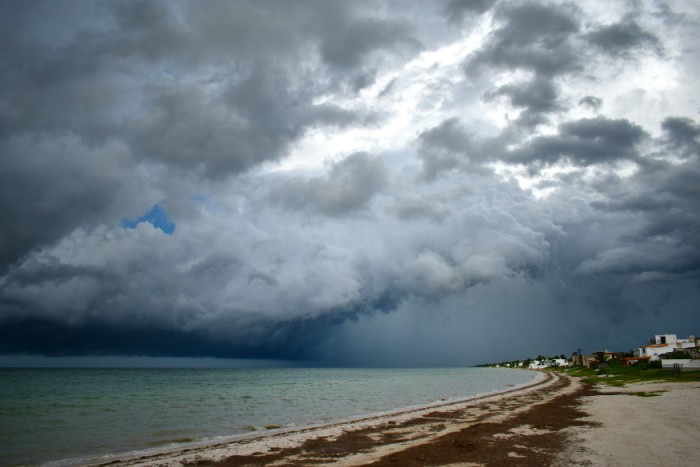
[83, 370, 555, 466]
[59, 371, 700, 466]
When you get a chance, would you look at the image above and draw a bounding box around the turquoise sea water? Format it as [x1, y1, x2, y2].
[0, 367, 536, 465]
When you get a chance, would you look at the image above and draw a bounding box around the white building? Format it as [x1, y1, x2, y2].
[528, 358, 570, 369]
[660, 359, 700, 371]
[635, 334, 696, 361]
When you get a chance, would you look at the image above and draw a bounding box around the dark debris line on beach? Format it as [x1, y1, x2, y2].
[186, 374, 599, 466]
[368, 380, 598, 466]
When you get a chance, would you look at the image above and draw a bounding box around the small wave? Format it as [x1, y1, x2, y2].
[241, 423, 288, 432]
[241, 425, 265, 432]
[144, 437, 194, 447]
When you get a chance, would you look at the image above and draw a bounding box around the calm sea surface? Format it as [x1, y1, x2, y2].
[0, 367, 536, 465]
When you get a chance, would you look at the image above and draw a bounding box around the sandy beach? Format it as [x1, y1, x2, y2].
[98, 371, 700, 466]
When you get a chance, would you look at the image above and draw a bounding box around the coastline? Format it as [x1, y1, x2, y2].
[86, 370, 557, 466]
[6, 367, 536, 466]
[87, 371, 700, 466]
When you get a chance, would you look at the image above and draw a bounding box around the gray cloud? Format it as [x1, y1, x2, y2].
[546, 118, 700, 287]
[0, 1, 698, 365]
[391, 197, 452, 223]
[579, 95, 603, 110]
[415, 118, 494, 180]
[0, 137, 136, 275]
[661, 116, 700, 156]
[442, 0, 496, 24]
[0, 0, 418, 172]
[508, 117, 646, 166]
[0, 0, 413, 272]
[314, 5, 421, 71]
[485, 79, 563, 127]
[586, 20, 663, 57]
[0, 162, 560, 360]
[270, 152, 388, 216]
[129, 69, 368, 178]
[464, 2, 581, 77]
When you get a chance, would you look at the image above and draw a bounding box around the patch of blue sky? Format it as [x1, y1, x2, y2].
[190, 194, 224, 212]
[121, 204, 175, 235]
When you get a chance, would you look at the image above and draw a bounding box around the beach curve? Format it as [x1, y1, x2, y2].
[91, 370, 570, 466]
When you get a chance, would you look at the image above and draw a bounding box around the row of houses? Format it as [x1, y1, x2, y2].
[571, 350, 626, 368]
[576, 333, 699, 370]
[527, 358, 569, 369]
[490, 332, 698, 370]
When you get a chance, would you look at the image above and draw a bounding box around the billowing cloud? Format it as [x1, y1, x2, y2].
[484, 79, 563, 127]
[442, 0, 496, 24]
[1, 0, 698, 366]
[508, 117, 647, 166]
[269, 152, 388, 216]
[464, 2, 581, 77]
[586, 20, 663, 57]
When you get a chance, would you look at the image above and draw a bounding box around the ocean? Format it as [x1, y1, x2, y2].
[0, 367, 536, 465]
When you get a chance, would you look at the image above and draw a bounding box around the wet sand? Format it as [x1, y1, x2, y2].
[99, 371, 700, 466]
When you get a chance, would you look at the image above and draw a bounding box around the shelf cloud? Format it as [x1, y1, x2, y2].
[1, 0, 698, 366]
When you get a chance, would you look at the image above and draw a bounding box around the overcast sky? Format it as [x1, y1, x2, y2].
[1, 0, 699, 367]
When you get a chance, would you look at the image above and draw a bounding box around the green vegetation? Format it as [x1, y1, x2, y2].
[557, 360, 700, 387]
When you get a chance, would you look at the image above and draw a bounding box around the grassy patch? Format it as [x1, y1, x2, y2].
[555, 362, 700, 387]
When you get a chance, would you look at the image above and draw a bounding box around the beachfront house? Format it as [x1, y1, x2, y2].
[634, 334, 696, 361]
[528, 358, 570, 369]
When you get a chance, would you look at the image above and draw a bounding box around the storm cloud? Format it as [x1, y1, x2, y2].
[1, 0, 698, 366]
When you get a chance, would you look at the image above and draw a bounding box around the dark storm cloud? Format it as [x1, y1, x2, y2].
[0, 138, 133, 275]
[314, 7, 421, 70]
[484, 79, 563, 127]
[442, 0, 496, 24]
[416, 116, 648, 176]
[543, 117, 700, 290]
[464, 1, 581, 77]
[579, 95, 603, 110]
[586, 20, 663, 57]
[129, 72, 368, 177]
[508, 117, 646, 166]
[415, 118, 495, 180]
[661, 116, 700, 156]
[1, 1, 698, 365]
[590, 155, 700, 277]
[0, 0, 418, 269]
[0, 314, 331, 360]
[0, 161, 559, 360]
[0, 0, 418, 167]
[0, 281, 408, 361]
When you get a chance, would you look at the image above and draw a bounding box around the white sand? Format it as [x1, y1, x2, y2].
[558, 381, 700, 467]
